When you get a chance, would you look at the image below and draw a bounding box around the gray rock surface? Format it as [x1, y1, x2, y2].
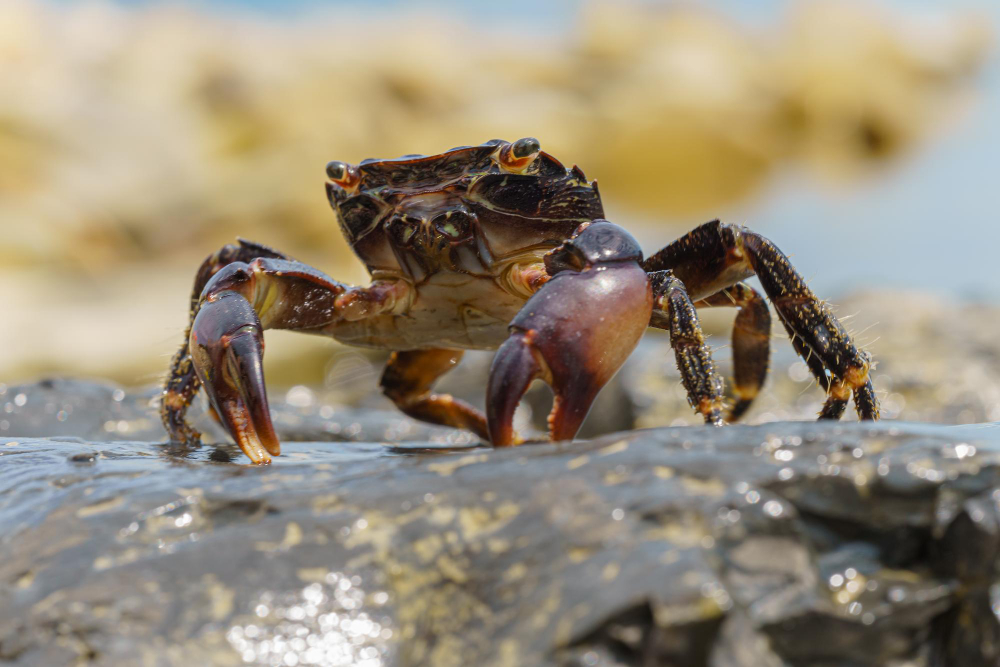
[2, 381, 1000, 666]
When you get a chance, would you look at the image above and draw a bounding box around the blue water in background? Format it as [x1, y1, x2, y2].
[739, 0, 1000, 302]
[54, 0, 1000, 301]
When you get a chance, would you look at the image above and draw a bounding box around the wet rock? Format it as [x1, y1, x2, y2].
[3, 290, 1000, 667]
[1, 384, 999, 665]
[0, 377, 475, 446]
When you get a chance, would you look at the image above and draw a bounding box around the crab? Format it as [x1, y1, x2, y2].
[162, 138, 879, 464]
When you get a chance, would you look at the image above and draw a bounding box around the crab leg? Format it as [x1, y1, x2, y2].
[643, 220, 879, 420]
[486, 221, 653, 446]
[693, 282, 771, 421]
[163, 241, 409, 463]
[380, 349, 490, 440]
[648, 271, 725, 425]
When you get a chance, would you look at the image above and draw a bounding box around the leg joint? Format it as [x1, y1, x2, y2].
[201, 261, 254, 301]
[380, 376, 423, 406]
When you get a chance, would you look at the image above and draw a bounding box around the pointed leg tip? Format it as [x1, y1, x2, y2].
[161, 387, 203, 445]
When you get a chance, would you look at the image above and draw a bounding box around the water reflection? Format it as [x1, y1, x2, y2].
[226, 573, 393, 666]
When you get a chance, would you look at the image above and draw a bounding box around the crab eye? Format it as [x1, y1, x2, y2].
[325, 160, 361, 192]
[497, 137, 541, 173]
[512, 137, 540, 159]
[326, 161, 347, 181]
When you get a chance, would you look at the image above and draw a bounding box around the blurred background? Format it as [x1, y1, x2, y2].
[0, 0, 996, 407]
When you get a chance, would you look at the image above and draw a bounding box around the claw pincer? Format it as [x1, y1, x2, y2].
[486, 221, 653, 446]
[190, 266, 280, 464]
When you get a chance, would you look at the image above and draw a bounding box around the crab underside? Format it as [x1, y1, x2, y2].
[162, 138, 877, 463]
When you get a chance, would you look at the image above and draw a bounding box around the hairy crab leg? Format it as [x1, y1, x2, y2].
[163, 242, 409, 463]
[703, 282, 835, 418]
[380, 349, 490, 440]
[692, 282, 771, 422]
[486, 221, 653, 446]
[644, 220, 879, 420]
[648, 271, 725, 426]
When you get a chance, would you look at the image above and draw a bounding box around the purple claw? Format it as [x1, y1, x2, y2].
[486, 221, 653, 446]
[189, 292, 280, 464]
[485, 331, 541, 446]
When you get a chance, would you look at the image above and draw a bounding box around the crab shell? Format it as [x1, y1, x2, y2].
[324, 139, 605, 283]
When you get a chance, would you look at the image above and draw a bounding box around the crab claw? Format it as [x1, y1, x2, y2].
[486, 221, 653, 446]
[189, 292, 280, 464]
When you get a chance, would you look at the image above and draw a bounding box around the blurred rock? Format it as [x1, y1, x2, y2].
[0, 0, 991, 383]
[2, 415, 999, 665]
[618, 290, 1000, 430]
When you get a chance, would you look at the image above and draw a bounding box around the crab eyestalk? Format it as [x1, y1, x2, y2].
[497, 137, 541, 173]
[325, 160, 361, 193]
[486, 221, 653, 446]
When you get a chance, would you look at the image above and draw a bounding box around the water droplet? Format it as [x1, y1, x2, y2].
[286, 386, 315, 408]
[953, 443, 976, 459]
